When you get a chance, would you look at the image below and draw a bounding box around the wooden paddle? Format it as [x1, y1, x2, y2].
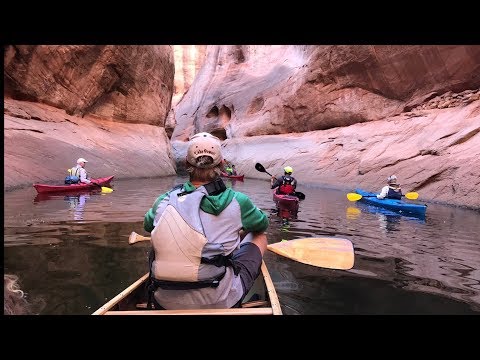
[255, 163, 305, 200]
[129, 231, 151, 244]
[347, 192, 419, 201]
[267, 237, 354, 270]
[128, 232, 354, 270]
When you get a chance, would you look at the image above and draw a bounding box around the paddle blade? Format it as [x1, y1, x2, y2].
[347, 193, 362, 201]
[295, 192, 306, 200]
[404, 192, 419, 200]
[101, 187, 113, 193]
[255, 163, 266, 173]
[267, 237, 354, 270]
[129, 231, 151, 244]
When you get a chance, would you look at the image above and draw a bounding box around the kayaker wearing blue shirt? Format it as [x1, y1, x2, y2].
[271, 166, 297, 195]
[143, 132, 269, 310]
[377, 175, 402, 200]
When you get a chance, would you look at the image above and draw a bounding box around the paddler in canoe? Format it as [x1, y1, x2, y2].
[142, 132, 270, 310]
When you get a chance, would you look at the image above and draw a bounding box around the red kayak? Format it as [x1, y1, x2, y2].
[272, 189, 299, 218]
[33, 176, 114, 194]
[220, 173, 245, 181]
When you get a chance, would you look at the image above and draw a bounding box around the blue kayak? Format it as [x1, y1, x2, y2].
[355, 188, 427, 217]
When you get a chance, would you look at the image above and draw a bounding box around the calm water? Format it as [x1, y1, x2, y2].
[4, 176, 480, 315]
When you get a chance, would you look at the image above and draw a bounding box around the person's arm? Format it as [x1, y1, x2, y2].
[270, 176, 281, 189]
[240, 232, 267, 256]
[235, 192, 269, 233]
[143, 192, 170, 232]
[377, 186, 389, 199]
[79, 168, 91, 184]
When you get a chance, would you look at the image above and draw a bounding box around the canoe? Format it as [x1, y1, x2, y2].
[92, 260, 282, 315]
[273, 189, 299, 218]
[33, 176, 114, 194]
[355, 188, 427, 217]
[220, 172, 244, 181]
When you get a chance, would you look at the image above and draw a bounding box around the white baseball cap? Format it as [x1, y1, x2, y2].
[186, 132, 223, 169]
[77, 158, 88, 164]
[387, 175, 398, 184]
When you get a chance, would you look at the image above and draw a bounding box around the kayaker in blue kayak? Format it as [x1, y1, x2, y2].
[143, 132, 269, 310]
[377, 175, 402, 199]
[271, 166, 297, 195]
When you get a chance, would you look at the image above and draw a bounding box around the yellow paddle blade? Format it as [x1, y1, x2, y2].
[267, 237, 354, 270]
[404, 192, 419, 200]
[101, 187, 113, 193]
[347, 193, 362, 201]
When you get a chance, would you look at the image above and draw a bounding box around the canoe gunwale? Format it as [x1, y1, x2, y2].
[92, 260, 282, 315]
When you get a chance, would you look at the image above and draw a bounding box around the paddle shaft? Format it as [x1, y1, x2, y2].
[87, 171, 113, 193]
[262, 169, 274, 177]
[128, 232, 353, 270]
[89, 180, 113, 193]
[347, 192, 419, 201]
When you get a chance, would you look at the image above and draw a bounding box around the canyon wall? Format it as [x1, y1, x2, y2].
[4, 45, 480, 209]
[171, 45, 480, 209]
[4, 45, 177, 189]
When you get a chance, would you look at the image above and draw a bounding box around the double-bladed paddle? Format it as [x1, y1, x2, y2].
[128, 232, 354, 270]
[347, 192, 419, 201]
[92, 181, 114, 193]
[255, 163, 305, 200]
[88, 174, 113, 193]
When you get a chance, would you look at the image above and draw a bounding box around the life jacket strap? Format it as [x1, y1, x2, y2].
[201, 254, 241, 276]
[149, 270, 227, 290]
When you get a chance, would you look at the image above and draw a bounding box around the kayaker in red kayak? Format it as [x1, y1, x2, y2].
[270, 166, 297, 195]
[376, 175, 403, 199]
[70, 158, 92, 184]
[223, 159, 237, 175]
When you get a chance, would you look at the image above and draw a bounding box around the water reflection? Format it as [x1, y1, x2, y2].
[270, 196, 303, 228]
[346, 206, 361, 220]
[66, 194, 90, 220]
[377, 213, 402, 233]
[223, 179, 237, 188]
[349, 202, 426, 234]
[34, 191, 96, 221]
